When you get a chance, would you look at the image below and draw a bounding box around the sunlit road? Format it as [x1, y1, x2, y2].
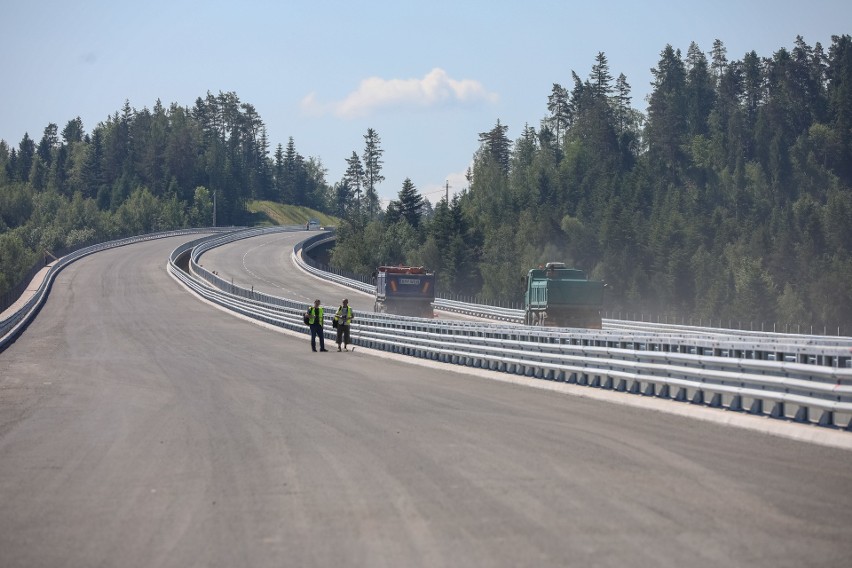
[198, 229, 474, 320]
[199, 229, 376, 311]
[1, 232, 851, 567]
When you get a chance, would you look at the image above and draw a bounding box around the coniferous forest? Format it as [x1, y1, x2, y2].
[2, 36, 851, 332]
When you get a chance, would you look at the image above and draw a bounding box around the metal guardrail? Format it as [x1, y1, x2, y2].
[6, 225, 849, 431]
[174, 227, 852, 431]
[296, 232, 375, 294]
[296, 235, 852, 358]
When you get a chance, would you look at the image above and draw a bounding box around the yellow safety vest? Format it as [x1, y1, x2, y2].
[335, 306, 353, 326]
[308, 306, 324, 325]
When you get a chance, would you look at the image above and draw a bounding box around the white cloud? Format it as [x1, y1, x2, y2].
[299, 92, 328, 117]
[301, 68, 498, 119]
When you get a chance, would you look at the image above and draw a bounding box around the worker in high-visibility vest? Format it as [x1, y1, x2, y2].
[306, 299, 328, 352]
[333, 299, 354, 351]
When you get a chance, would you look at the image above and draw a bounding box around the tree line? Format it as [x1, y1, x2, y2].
[0, 92, 387, 300]
[331, 35, 852, 331]
[2, 35, 851, 331]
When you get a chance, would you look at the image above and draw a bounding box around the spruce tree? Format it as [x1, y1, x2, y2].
[477, 120, 511, 175]
[344, 151, 365, 214]
[546, 83, 570, 148]
[362, 128, 384, 219]
[396, 177, 424, 228]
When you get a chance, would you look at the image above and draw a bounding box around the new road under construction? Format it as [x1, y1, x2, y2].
[1, 225, 850, 568]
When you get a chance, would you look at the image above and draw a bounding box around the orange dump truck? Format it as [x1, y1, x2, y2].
[374, 265, 435, 318]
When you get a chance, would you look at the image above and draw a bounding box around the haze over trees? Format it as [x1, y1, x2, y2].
[332, 35, 852, 330]
[2, 35, 851, 331]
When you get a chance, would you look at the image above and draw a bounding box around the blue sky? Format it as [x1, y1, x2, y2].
[2, 0, 849, 204]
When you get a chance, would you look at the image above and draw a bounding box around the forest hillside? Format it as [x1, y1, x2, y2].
[2, 36, 851, 332]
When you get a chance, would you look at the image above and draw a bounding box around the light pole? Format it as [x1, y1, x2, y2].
[213, 190, 217, 227]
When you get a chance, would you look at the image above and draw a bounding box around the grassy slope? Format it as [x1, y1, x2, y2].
[245, 201, 340, 227]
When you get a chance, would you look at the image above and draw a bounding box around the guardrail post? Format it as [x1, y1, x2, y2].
[728, 395, 743, 412]
[169, 227, 852, 438]
[817, 411, 835, 428]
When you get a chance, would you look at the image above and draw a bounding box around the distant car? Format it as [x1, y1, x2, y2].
[307, 219, 320, 230]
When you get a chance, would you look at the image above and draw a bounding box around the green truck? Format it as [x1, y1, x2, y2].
[524, 262, 604, 329]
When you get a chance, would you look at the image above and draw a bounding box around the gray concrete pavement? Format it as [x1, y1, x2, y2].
[1, 233, 851, 567]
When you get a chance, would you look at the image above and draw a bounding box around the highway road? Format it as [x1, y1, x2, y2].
[197, 229, 476, 321]
[199, 229, 376, 313]
[1, 231, 851, 567]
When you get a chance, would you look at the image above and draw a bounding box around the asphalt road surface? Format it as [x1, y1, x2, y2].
[197, 229, 475, 321]
[1, 232, 851, 568]
[199, 229, 377, 312]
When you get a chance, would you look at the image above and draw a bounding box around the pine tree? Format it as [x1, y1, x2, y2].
[546, 83, 570, 149]
[589, 51, 614, 100]
[61, 117, 84, 145]
[646, 45, 689, 175]
[827, 34, 852, 184]
[81, 129, 104, 200]
[332, 179, 354, 219]
[5, 148, 18, 182]
[613, 74, 632, 134]
[16, 133, 35, 183]
[396, 177, 424, 228]
[273, 143, 285, 202]
[477, 120, 511, 175]
[710, 39, 728, 85]
[36, 124, 58, 167]
[344, 151, 365, 213]
[741, 50, 763, 155]
[685, 42, 716, 138]
[362, 128, 384, 219]
[568, 71, 585, 118]
[281, 137, 298, 203]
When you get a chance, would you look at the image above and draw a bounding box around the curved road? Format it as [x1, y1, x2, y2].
[198, 229, 475, 321]
[0, 232, 851, 567]
[200, 230, 376, 312]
